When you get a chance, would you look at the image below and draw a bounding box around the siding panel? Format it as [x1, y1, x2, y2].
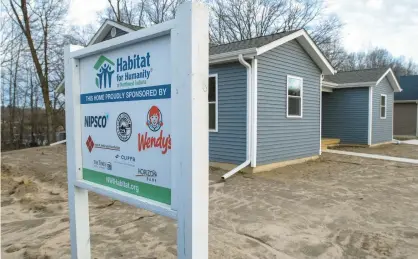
[257, 40, 321, 165]
[322, 88, 369, 144]
[372, 78, 394, 144]
[209, 62, 247, 164]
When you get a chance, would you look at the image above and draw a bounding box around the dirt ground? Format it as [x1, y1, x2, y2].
[333, 143, 418, 160]
[2, 145, 418, 258]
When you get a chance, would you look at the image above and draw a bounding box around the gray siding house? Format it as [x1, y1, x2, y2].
[394, 75, 418, 137]
[58, 20, 336, 174]
[322, 68, 401, 145]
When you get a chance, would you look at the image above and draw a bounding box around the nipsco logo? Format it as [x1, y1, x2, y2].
[116, 112, 132, 142]
[94, 55, 115, 89]
[84, 114, 109, 128]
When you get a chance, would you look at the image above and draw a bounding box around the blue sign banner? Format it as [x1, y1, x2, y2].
[80, 84, 171, 104]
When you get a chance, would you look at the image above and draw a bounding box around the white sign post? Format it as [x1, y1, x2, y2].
[64, 2, 208, 258]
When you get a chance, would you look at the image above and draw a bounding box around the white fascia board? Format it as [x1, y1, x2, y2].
[323, 81, 377, 89]
[55, 79, 65, 93]
[209, 48, 256, 64]
[322, 80, 338, 88]
[338, 82, 376, 88]
[376, 68, 402, 92]
[321, 86, 333, 92]
[88, 20, 135, 46]
[256, 29, 336, 75]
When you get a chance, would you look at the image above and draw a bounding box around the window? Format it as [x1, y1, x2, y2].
[287, 75, 303, 118]
[380, 94, 387, 119]
[209, 74, 218, 131]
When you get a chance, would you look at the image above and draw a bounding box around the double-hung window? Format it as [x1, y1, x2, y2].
[287, 75, 303, 118]
[380, 94, 387, 119]
[209, 74, 218, 131]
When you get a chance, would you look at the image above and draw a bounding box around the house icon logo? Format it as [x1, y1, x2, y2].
[94, 55, 115, 89]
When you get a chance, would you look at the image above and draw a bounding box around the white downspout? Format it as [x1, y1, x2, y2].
[222, 54, 252, 180]
[251, 58, 257, 167]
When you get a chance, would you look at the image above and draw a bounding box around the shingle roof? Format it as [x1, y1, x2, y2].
[108, 21, 305, 56]
[324, 67, 388, 84]
[395, 75, 418, 100]
[209, 30, 299, 55]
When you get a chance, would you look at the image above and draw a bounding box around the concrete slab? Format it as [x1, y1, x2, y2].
[324, 149, 418, 164]
[402, 139, 418, 145]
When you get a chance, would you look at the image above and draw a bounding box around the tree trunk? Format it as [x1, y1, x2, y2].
[10, 0, 55, 144]
[30, 72, 36, 145]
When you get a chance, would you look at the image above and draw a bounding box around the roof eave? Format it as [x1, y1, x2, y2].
[322, 80, 376, 89]
[88, 20, 135, 46]
[209, 48, 257, 64]
[394, 100, 418, 104]
[376, 68, 402, 92]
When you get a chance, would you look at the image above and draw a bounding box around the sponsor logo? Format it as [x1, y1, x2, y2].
[114, 154, 136, 167]
[138, 106, 171, 154]
[116, 112, 132, 142]
[93, 159, 112, 171]
[146, 105, 163, 132]
[116, 52, 152, 88]
[86, 135, 120, 153]
[94, 56, 115, 89]
[84, 114, 109, 128]
[136, 168, 157, 183]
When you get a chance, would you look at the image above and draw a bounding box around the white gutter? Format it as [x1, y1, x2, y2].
[222, 54, 252, 180]
[50, 139, 67, 146]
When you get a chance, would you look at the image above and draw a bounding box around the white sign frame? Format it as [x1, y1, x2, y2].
[64, 2, 208, 258]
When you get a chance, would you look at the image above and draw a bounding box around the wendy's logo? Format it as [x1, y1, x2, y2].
[139, 106, 171, 154]
[94, 55, 115, 89]
[146, 106, 163, 132]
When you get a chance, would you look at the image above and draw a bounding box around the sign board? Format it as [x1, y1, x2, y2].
[80, 35, 172, 205]
[64, 2, 208, 259]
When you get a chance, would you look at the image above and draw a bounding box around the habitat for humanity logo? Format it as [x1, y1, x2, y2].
[115, 52, 152, 88]
[94, 55, 115, 89]
[138, 105, 171, 154]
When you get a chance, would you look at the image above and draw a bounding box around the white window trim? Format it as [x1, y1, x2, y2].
[286, 75, 303, 118]
[380, 94, 387, 119]
[209, 74, 218, 132]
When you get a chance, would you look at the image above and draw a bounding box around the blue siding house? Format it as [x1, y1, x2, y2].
[58, 20, 339, 174]
[322, 68, 402, 145]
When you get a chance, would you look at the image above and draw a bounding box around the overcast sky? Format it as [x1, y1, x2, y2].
[68, 0, 418, 61]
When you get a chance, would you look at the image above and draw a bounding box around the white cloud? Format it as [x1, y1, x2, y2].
[325, 0, 418, 61]
[67, 0, 108, 26]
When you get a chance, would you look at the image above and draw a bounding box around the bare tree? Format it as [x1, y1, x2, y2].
[7, 0, 68, 144]
[338, 47, 418, 76]
[99, 0, 183, 27]
[99, 0, 147, 27]
[208, 0, 323, 44]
